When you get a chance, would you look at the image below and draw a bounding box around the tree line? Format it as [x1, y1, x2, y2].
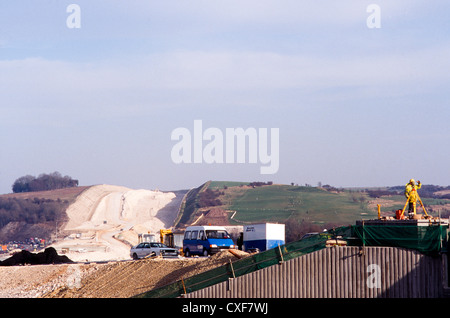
[12, 172, 78, 193]
[0, 197, 68, 228]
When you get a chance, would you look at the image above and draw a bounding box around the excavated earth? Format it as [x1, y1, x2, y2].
[0, 249, 248, 298]
[0, 184, 248, 298]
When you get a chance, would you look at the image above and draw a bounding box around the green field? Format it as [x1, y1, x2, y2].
[176, 181, 450, 230]
[206, 181, 383, 226]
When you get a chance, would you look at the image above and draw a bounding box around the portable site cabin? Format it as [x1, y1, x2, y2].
[243, 223, 285, 252]
[138, 233, 157, 243]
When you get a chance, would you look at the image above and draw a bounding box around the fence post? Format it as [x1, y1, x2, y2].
[278, 244, 284, 264]
[181, 278, 187, 296]
[229, 260, 236, 278]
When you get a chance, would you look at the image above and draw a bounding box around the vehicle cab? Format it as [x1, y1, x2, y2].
[183, 225, 235, 257]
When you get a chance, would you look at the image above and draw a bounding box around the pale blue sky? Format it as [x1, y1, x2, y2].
[0, 1, 449, 193]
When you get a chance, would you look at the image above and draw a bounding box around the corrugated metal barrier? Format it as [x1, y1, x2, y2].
[184, 246, 445, 298]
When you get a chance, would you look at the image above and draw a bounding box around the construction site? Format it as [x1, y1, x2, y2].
[0, 180, 449, 298]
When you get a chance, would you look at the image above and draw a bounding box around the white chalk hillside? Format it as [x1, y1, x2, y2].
[51, 185, 184, 262]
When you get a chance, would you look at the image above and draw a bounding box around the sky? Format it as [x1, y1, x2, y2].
[0, 1, 449, 194]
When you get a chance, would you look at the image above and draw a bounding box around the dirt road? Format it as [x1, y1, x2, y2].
[50, 185, 187, 262]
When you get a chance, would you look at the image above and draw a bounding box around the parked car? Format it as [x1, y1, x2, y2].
[130, 242, 179, 260]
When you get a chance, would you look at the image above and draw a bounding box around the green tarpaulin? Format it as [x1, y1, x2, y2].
[349, 224, 447, 255]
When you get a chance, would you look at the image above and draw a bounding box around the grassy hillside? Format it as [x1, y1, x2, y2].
[176, 181, 450, 231]
[227, 185, 374, 225]
[210, 182, 378, 226]
[174, 182, 209, 226]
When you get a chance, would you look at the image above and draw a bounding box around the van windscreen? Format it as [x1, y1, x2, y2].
[206, 230, 230, 239]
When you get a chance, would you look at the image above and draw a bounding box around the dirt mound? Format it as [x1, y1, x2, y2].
[0, 247, 73, 266]
[43, 249, 249, 298]
[197, 207, 230, 226]
[51, 185, 185, 262]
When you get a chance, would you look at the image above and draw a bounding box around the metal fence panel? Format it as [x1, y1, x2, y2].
[184, 246, 444, 298]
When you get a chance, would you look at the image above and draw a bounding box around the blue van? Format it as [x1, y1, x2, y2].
[183, 225, 235, 257]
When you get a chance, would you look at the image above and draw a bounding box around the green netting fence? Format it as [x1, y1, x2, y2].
[349, 223, 448, 255]
[134, 224, 448, 298]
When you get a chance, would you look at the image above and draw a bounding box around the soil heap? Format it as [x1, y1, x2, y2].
[44, 249, 249, 298]
[0, 247, 73, 266]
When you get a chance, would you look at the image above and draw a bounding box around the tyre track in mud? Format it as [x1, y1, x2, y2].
[44, 250, 249, 298]
[66, 260, 144, 298]
[88, 260, 155, 298]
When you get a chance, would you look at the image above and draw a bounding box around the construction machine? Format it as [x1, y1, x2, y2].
[160, 229, 173, 246]
[160, 229, 184, 253]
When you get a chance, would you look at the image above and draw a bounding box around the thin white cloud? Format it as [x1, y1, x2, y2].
[0, 1, 449, 194]
[103, 0, 428, 28]
[1, 43, 449, 119]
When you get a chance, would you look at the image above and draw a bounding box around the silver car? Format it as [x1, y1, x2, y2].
[130, 242, 179, 260]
